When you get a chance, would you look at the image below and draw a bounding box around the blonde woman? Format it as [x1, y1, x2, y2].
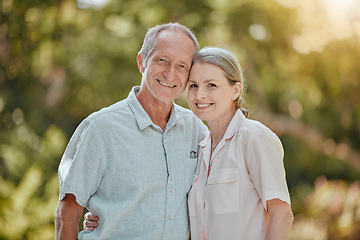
[186, 47, 293, 240]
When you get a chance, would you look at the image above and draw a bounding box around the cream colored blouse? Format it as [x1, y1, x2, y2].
[188, 110, 291, 240]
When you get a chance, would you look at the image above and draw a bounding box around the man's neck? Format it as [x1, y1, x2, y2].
[136, 87, 173, 131]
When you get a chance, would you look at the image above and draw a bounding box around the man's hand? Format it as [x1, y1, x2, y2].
[83, 212, 99, 231]
[55, 194, 84, 240]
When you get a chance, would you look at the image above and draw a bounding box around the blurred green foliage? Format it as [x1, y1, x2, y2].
[0, 0, 359, 239]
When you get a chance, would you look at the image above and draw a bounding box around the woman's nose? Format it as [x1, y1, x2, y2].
[197, 87, 206, 99]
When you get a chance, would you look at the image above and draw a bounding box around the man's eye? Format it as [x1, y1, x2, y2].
[209, 83, 217, 87]
[158, 58, 168, 63]
[189, 84, 198, 88]
[178, 64, 189, 72]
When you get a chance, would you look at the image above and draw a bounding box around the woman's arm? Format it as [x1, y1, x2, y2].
[266, 198, 294, 240]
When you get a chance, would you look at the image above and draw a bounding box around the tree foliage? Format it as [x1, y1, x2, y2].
[0, 0, 359, 239]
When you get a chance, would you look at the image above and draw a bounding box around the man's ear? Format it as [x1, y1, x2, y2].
[137, 53, 145, 73]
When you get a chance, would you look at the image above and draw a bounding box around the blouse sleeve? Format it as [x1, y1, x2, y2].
[245, 124, 291, 211]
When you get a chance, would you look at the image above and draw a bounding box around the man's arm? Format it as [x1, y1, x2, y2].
[55, 194, 84, 240]
[265, 198, 294, 240]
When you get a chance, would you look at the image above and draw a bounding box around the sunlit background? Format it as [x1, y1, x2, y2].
[1, 0, 359, 239]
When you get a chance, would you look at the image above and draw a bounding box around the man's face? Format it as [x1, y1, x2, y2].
[138, 30, 195, 105]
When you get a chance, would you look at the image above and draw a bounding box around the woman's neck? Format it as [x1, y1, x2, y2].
[208, 109, 237, 148]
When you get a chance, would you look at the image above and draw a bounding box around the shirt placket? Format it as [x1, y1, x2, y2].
[201, 144, 211, 240]
[161, 132, 176, 240]
[202, 141, 225, 240]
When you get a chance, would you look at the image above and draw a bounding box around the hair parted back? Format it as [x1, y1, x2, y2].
[139, 23, 200, 67]
[193, 46, 248, 117]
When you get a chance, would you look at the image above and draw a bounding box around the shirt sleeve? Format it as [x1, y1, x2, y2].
[58, 119, 105, 207]
[245, 124, 291, 210]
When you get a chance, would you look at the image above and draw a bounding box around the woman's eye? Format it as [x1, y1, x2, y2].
[189, 84, 198, 88]
[209, 83, 217, 87]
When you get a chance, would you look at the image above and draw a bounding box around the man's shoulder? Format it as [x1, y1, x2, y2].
[173, 104, 197, 119]
[173, 104, 208, 134]
[83, 99, 131, 125]
[173, 104, 203, 126]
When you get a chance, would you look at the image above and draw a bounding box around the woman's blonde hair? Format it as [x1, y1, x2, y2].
[193, 47, 248, 117]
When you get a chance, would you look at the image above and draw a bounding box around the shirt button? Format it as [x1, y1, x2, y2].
[169, 187, 172, 192]
[168, 215, 172, 220]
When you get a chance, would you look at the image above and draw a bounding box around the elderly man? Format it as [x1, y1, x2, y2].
[55, 23, 208, 240]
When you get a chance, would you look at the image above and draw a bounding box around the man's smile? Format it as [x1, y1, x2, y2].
[157, 79, 177, 88]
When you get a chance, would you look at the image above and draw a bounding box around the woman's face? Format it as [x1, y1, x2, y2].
[187, 62, 240, 123]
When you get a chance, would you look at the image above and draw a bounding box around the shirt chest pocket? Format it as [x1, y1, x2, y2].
[206, 168, 240, 214]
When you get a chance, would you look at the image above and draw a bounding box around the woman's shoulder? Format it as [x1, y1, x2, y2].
[241, 118, 278, 139]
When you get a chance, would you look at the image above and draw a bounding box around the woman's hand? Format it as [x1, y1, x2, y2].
[83, 212, 99, 231]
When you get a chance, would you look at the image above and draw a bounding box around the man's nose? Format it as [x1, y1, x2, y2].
[163, 65, 177, 81]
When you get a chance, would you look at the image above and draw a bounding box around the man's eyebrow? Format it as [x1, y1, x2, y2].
[155, 55, 167, 59]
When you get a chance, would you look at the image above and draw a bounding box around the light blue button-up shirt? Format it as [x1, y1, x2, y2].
[58, 86, 208, 240]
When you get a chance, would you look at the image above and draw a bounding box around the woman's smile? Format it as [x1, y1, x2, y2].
[195, 103, 214, 108]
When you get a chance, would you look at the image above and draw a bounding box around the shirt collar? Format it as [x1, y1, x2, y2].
[198, 109, 246, 147]
[223, 109, 246, 140]
[127, 86, 178, 131]
[199, 134, 211, 147]
[165, 105, 179, 132]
